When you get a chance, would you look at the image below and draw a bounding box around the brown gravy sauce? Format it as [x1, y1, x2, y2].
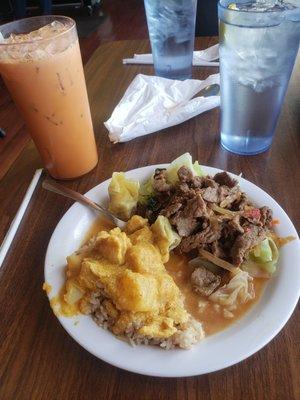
[85, 217, 268, 336]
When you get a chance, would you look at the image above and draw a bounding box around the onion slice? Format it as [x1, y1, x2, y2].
[199, 249, 239, 274]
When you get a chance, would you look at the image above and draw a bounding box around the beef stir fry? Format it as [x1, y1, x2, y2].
[108, 155, 293, 307]
[137, 166, 273, 269]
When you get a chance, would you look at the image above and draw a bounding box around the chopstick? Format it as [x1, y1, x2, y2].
[0, 169, 43, 268]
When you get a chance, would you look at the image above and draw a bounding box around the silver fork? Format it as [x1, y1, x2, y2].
[42, 179, 126, 229]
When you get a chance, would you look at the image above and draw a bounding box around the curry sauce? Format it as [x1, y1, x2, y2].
[165, 253, 267, 335]
[84, 217, 268, 337]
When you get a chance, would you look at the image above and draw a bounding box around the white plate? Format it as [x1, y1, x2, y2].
[44, 165, 300, 377]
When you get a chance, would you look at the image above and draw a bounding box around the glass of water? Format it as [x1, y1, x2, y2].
[218, 0, 300, 155]
[144, 0, 198, 80]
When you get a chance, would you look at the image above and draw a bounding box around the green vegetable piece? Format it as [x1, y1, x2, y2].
[242, 238, 279, 278]
[166, 153, 204, 185]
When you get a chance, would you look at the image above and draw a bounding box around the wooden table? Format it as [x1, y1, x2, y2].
[0, 38, 299, 400]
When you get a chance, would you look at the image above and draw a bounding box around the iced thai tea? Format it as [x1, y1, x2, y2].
[0, 16, 98, 179]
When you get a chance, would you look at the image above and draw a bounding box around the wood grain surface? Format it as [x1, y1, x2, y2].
[0, 38, 299, 400]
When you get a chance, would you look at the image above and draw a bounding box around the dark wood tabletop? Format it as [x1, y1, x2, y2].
[0, 38, 299, 400]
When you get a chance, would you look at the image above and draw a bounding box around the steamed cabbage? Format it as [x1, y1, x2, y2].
[166, 153, 204, 185]
[138, 153, 204, 205]
[138, 175, 154, 205]
[242, 238, 279, 278]
[209, 270, 254, 306]
[152, 215, 181, 262]
[108, 172, 140, 220]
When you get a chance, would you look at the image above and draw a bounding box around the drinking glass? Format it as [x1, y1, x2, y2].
[0, 16, 98, 179]
[144, 0, 198, 80]
[218, 0, 300, 155]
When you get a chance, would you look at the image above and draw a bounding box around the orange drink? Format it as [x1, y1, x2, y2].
[0, 16, 98, 179]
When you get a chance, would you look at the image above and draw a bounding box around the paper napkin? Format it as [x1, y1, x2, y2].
[123, 44, 219, 67]
[104, 73, 220, 143]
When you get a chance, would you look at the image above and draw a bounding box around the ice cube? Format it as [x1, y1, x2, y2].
[0, 20, 74, 61]
[233, 0, 297, 12]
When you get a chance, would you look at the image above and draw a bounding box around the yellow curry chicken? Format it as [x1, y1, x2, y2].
[50, 215, 204, 349]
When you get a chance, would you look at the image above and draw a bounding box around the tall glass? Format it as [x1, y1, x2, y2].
[144, 0, 198, 80]
[218, 0, 300, 155]
[0, 16, 98, 179]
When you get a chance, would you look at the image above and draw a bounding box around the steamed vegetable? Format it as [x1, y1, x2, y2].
[108, 172, 140, 220]
[166, 153, 204, 185]
[138, 175, 155, 205]
[241, 238, 279, 278]
[151, 215, 181, 262]
[188, 257, 222, 275]
[138, 153, 204, 205]
[64, 279, 84, 305]
[209, 270, 254, 306]
[199, 249, 239, 274]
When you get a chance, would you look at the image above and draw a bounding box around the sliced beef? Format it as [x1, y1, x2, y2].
[220, 186, 242, 208]
[202, 187, 219, 203]
[228, 214, 244, 234]
[153, 168, 171, 193]
[210, 240, 226, 259]
[177, 166, 194, 183]
[161, 201, 182, 218]
[190, 176, 203, 188]
[242, 208, 261, 225]
[178, 218, 222, 253]
[137, 165, 275, 268]
[174, 217, 199, 238]
[202, 176, 218, 189]
[260, 206, 273, 228]
[191, 266, 221, 296]
[231, 226, 267, 266]
[219, 225, 238, 252]
[170, 193, 207, 237]
[242, 206, 273, 228]
[177, 182, 190, 195]
[217, 185, 230, 203]
[213, 171, 237, 188]
[185, 194, 207, 218]
[232, 192, 251, 211]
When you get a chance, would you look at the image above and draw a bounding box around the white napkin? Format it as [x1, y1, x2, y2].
[123, 44, 219, 67]
[104, 73, 220, 143]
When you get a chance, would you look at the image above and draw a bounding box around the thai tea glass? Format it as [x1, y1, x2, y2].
[0, 16, 98, 179]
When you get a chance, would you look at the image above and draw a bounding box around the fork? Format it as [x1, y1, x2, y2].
[42, 179, 126, 229]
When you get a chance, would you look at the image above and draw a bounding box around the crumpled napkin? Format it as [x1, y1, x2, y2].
[104, 73, 220, 143]
[123, 44, 219, 67]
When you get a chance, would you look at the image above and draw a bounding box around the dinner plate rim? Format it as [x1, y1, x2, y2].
[44, 164, 300, 377]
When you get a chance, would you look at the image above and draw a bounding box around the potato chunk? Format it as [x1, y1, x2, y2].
[125, 215, 148, 234]
[96, 227, 131, 265]
[126, 242, 165, 274]
[116, 270, 158, 312]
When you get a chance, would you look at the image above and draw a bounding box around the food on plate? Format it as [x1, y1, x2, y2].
[108, 172, 140, 220]
[110, 153, 288, 277]
[108, 154, 293, 329]
[45, 154, 295, 349]
[151, 215, 181, 262]
[50, 215, 204, 349]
